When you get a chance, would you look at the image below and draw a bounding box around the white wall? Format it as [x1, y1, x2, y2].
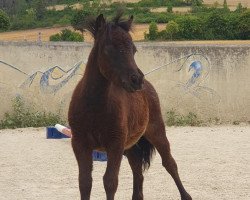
[0, 41, 249, 123]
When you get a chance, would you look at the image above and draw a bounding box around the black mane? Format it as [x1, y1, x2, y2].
[84, 12, 133, 39]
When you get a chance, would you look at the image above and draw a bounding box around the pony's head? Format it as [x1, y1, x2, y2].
[85, 13, 144, 92]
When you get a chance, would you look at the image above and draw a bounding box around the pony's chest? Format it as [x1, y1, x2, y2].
[124, 101, 149, 149]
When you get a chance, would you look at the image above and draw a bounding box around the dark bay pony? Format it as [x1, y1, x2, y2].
[68, 13, 192, 200]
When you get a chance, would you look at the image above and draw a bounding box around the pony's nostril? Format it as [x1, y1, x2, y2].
[131, 75, 138, 85]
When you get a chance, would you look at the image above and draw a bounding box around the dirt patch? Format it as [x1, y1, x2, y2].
[0, 126, 249, 200]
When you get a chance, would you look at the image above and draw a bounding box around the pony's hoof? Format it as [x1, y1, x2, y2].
[181, 193, 192, 200]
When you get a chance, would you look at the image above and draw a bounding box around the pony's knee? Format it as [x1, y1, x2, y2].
[103, 173, 118, 193]
[162, 155, 177, 171]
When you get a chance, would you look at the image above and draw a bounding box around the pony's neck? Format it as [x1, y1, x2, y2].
[84, 47, 104, 81]
[82, 46, 109, 103]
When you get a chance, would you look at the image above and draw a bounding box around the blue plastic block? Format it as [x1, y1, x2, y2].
[46, 126, 70, 139]
[46, 127, 107, 161]
[92, 151, 107, 161]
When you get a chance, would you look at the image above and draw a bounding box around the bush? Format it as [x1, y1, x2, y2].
[50, 28, 84, 42]
[176, 15, 205, 40]
[0, 9, 10, 31]
[238, 10, 250, 39]
[167, 3, 173, 13]
[235, 3, 247, 13]
[165, 20, 179, 40]
[205, 11, 228, 39]
[145, 22, 158, 40]
[0, 96, 65, 129]
[34, 0, 47, 20]
[166, 110, 202, 126]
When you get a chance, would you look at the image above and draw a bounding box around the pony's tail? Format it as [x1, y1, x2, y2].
[130, 137, 156, 171]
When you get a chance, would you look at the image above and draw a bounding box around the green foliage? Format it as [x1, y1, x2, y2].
[167, 3, 173, 13]
[145, 22, 158, 40]
[223, 0, 230, 12]
[176, 15, 205, 40]
[136, 0, 187, 7]
[0, 96, 65, 129]
[238, 10, 250, 39]
[235, 3, 247, 13]
[0, 0, 248, 41]
[71, 9, 91, 33]
[10, 6, 77, 30]
[166, 110, 202, 126]
[0, 9, 10, 31]
[165, 20, 179, 40]
[191, 0, 203, 6]
[147, 9, 249, 41]
[34, 0, 47, 20]
[50, 28, 84, 41]
[205, 11, 228, 39]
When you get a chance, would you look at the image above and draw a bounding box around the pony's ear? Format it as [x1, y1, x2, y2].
[95, 14, 106, 34]
[117, 15, 134, 32]
[127, 15, 133, 28]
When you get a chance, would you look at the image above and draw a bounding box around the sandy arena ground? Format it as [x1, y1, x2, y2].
[0, 126, 249, 200]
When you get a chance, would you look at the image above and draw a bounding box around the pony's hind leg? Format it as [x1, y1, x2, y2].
[124, 148, 144, 200]
[72, 137, 93, 200]
[145, 123, 192, 200]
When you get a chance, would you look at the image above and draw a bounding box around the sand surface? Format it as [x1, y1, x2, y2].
[0, 126, 249, 200]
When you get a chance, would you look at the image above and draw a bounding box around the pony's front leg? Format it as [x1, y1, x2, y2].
[72, 137, 93, 200]
[103, 142, 124, 200]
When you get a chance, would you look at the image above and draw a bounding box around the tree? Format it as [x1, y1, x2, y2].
[0, 0, 27, 16]
[191, 0, 203, 6]
[176, 16, 205, 40]
[235, 3, 247, 13]
[146, 22, 158, 40]
[165, 20, 179, 40]
[205, 11, 228, 39]
[223, 0, 230, 12]
[0, 9, 10, 31]
[34, 0, 46, 20]
[238, 11, 250, 39]
[167, 3, 173, 13]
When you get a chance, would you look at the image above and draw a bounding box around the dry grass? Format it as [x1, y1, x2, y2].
[47, 0, 249, 12]
[0, 24, 166, 42]
[47, 3, 83, 11]
[203, 0, 248, 7]
[116, 0, 249, 6]
[151, 7, 192, 13]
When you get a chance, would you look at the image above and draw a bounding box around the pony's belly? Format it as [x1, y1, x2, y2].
[124, 127, 147, 150]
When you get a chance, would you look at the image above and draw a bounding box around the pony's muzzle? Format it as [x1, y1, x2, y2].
[130, 71, 144, 91]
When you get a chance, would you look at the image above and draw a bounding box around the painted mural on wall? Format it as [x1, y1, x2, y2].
[0, 53, 220, 119]
[0, 59, 86, 119]
[145, 53, 221, 116]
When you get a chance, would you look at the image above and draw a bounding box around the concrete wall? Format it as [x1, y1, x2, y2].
[0, 41, 249, 123]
